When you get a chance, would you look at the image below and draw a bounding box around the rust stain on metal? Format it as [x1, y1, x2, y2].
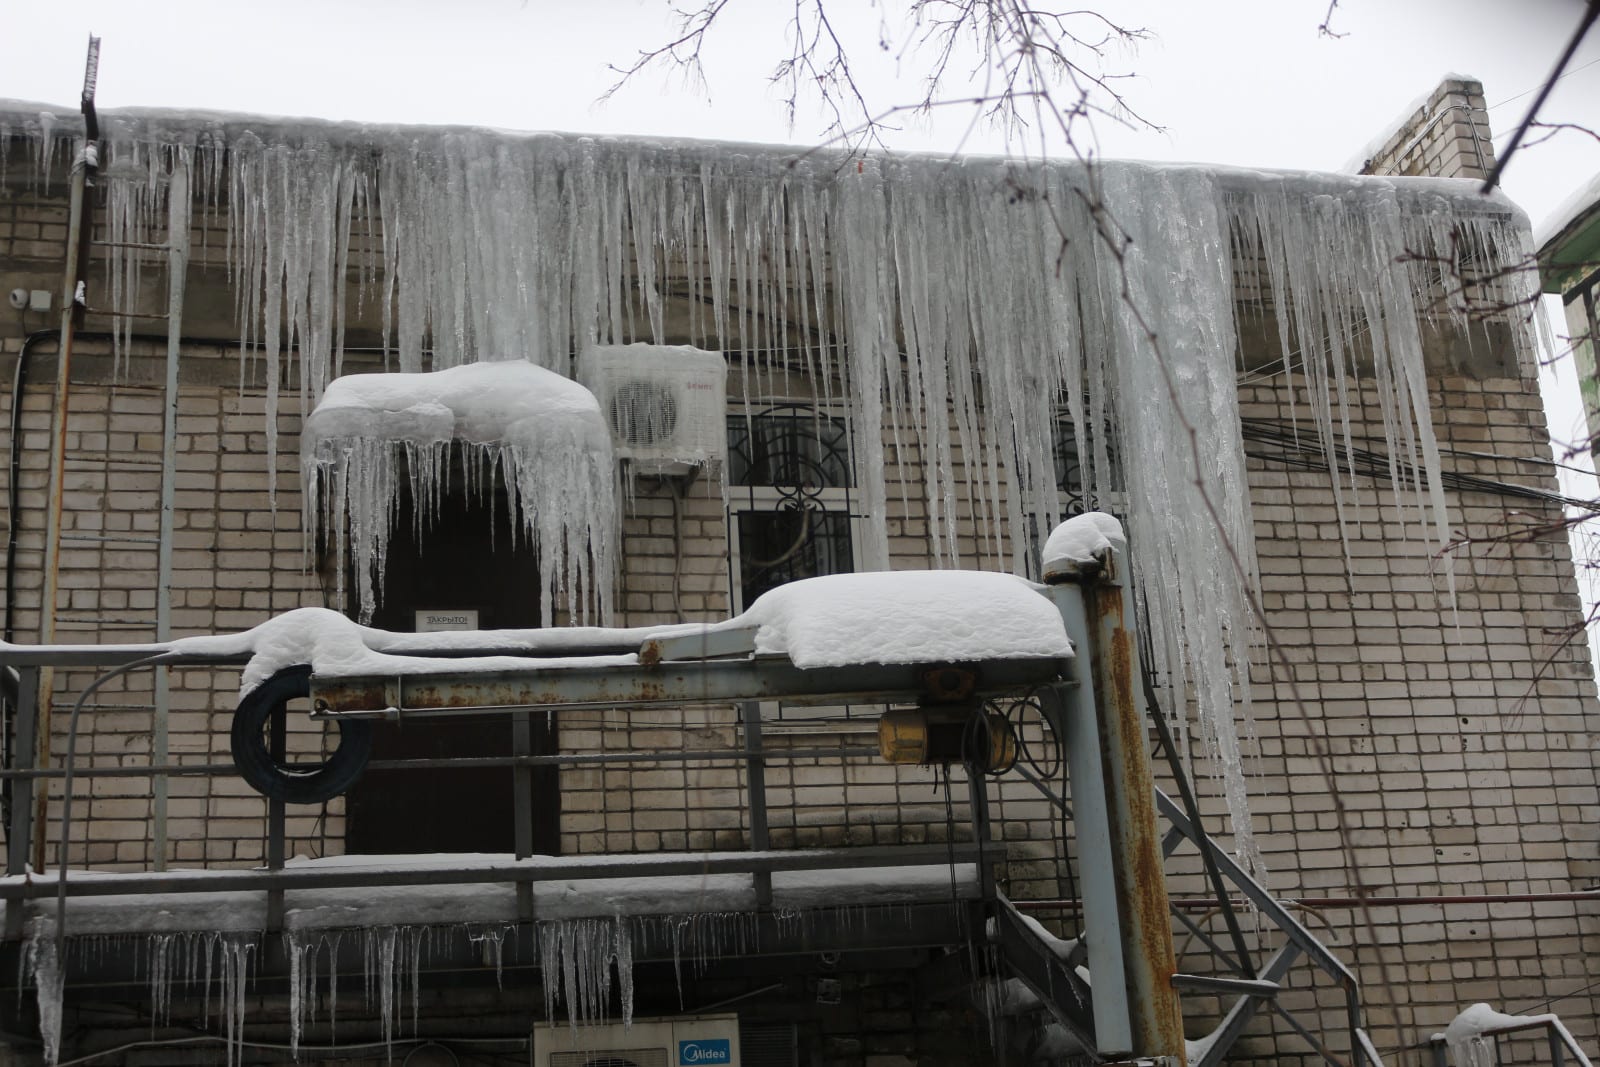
[1086, 575, 1185, 1057]
[919, 665, 978, 704]
[311, 680, 388, 714]
[1113, 623, 1182, 1022]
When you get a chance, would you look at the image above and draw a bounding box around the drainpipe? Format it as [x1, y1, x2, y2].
[33, 38, 100, 873]
[151, 157, 190, 871]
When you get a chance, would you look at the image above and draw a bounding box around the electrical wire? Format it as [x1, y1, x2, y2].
[1239, 417, 1600, 514]
[1489, 56, 1600, 111]
[1510, 976, 1600, 1016]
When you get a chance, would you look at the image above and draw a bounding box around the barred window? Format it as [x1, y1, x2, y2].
[726, 405, 861, 611]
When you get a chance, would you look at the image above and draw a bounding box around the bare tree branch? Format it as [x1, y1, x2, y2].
[1317, 0, 1347, 39]
[606, 1, 1159, 156]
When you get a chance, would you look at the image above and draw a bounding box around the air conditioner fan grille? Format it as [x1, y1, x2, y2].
[610, 381, 678, 446]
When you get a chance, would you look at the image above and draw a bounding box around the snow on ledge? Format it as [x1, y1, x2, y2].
[5, 853, 981, 935]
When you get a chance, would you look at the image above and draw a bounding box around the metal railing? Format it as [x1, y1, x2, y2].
[1000, 759, 1383, 1067]
[0, 648, 1019, 932]
[1428, 1016, 1595, 1067]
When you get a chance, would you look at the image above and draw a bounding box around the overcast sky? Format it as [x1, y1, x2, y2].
[6, 1, 1600, 473]
[6, 2, 1595, 206]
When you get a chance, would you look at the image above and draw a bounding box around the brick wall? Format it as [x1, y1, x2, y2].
[3, 149, 1599, 1063]
[1355, 76, 1497, 181]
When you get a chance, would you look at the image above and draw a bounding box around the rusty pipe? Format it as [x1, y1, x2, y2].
[32, 110, 99, 873]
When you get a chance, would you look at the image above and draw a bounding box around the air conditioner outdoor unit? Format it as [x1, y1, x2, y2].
[580, 344, 727, 477]
[532, 1013, 742, 1067]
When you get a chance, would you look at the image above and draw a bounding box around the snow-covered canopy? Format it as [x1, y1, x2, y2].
[714, 570, 1069, 669]
[300, 361, 616, 625]
[176, 566, 1070, 692]
[0, 103, 1546, 875]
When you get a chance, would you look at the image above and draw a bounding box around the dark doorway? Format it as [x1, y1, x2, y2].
[343, 473, 561, 856]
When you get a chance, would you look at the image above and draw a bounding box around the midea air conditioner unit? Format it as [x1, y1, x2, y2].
[532, 1013, 741, 1067]
[580, 344, 727, 477]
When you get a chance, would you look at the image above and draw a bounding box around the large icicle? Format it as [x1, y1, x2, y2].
[4, 104, 1544, 872]
[1083, 163, 1263, 875]
[536, 916, 636, 1029]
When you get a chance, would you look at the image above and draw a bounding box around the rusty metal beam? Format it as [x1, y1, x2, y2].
[309, 656, 1068, 718]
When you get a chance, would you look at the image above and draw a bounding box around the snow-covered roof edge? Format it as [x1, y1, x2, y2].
[0, 98, 1523, 221]
[1535, 171, 1600, 253]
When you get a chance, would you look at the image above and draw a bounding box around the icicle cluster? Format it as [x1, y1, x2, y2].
[2, 104, 1544, 871]
[301, 361, 618, 625]
[21, 906, 924, 1064]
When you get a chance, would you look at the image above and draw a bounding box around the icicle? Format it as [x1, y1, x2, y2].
[301, 363, 617, 625]
[6, 104, 1545, 881]
[535, 917, 635, 1028]
[285, 930, 304, 1057]
[218, 937, 254, 1067]
[24, 920, 63, 1067]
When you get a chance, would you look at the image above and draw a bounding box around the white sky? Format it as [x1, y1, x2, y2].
[7, 0, 1600, 644]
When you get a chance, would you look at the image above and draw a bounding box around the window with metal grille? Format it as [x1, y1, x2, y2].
[726, 405, 860, 611]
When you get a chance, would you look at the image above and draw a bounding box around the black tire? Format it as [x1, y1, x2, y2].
[231, 665, 373, 804]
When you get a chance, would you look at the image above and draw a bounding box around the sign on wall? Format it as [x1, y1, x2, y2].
[414, 609, 480, 632]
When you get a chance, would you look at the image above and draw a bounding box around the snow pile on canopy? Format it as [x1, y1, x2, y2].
[178, 568, 1068, 692]
[717, 569, 1070, 669]
[0, 103, 1547, 875]
[301, 361, 617, 625]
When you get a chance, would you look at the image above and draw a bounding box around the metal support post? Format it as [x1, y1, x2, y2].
[739, 702, 771, 907]
[1347, 984, 1366, 1067]
[5, 668, 38, 940]
[1048, 543, 1184, 1062]
[512, 713, 535, 860]
[513, 712, 535, 919]
[1046, 600, 1134, 1056]
[266, 699, 286, 930]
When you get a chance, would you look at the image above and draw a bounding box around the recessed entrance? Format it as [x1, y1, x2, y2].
[343, 474, 560, 856]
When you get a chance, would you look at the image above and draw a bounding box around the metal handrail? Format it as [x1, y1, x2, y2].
[1001, 752, 1377, 1067]
[1428, 1017, 1595, 1067]
[0, 648, 1011, 923]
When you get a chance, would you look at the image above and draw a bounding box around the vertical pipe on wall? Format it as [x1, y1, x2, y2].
[1049, 590, 1134, 1056]
[1083, 549, 1186, 1061]
[152, 157, 190, 872]
[33, 47, 100, 870]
